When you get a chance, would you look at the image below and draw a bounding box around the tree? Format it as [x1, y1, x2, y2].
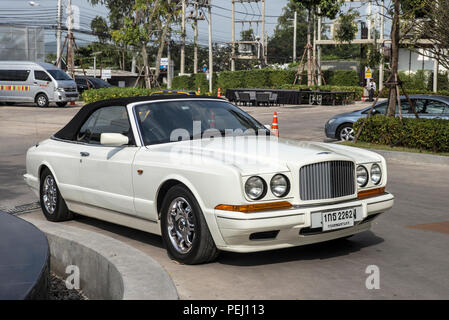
[405, 0, 449, 71]
[268, 1, 308, 64]
[91, 16, 110, 44]
[293, 0, 344, 85]
[88, 0, 134, 71]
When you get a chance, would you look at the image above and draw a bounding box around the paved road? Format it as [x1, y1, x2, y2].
[1, 102, 448, 299]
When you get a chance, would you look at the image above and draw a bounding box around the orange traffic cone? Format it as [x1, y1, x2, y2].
[217, 88, 221, 98]
[197, 87, 201, 95]
[70, 101, 76, 106]
[272, 112, 279, 137]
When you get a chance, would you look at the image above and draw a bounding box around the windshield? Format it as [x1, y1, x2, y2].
[47, 69, 73, 81]
[90, 77, 111, 88]
[135, 100, 270, 146]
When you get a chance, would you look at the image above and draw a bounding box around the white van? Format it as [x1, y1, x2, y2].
[0, 61, 78, 107]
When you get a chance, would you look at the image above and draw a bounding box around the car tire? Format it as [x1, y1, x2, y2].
[160, 185, 219, 265]
[337, 123, 355, 141]
[39, 168, 73, 222]
[56, 102, 68, 108]
[36, 94, 49, 108]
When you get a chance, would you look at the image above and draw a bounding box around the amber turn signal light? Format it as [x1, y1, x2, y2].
[215, 201, 292, 213]
[358, 187, 385, 199]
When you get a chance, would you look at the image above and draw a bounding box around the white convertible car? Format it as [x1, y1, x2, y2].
[25, 96, 394, 264]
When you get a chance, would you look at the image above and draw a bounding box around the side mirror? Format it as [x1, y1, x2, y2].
[100, 133, 129, 147]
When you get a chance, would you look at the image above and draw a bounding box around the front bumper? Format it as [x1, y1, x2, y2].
[214, 192, 394, 253]
[54, 91, 79, 102]
[324, 121, 338, 139]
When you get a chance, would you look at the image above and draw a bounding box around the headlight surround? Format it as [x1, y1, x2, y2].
[56, 87, 65, 92]
[356, 165, 369, 187]
[370, 163, 382, 185]
[270, 174, 290, 198]
[245, 176, 267, 200]
[328, 118, 336, 125]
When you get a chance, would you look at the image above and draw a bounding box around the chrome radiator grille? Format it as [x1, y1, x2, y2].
[299, 161, 355, 201]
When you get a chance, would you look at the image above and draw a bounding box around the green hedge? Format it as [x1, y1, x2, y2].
[173, 70, 361, 97]
[81, 87, 159, 104]
[353, 116, 449, 153]
[378, 89, 449, 98]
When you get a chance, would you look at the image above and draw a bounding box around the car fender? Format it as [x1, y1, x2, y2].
[156, 173, 227, 247]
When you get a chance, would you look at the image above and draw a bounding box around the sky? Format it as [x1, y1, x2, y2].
[0, 0, 289, 48]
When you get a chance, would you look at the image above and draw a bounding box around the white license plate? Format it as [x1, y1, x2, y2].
[322, 208, 355, 231]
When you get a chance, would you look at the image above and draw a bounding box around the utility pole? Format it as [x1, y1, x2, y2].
[167, 35, 172, 89]
[379, 0, 384, 91]
[262, 0, 266, 65]
[56, 0, 62, 68]
[180, 0, 186, 74]
[230, 0, 266, 68]
[293, 11, 297, 62]
[317, 8, 322, 86]
[207, 0, 213, 93]
[67, 0, 75, 78]
[231, 0, 235, 71]
[193, 3, 199, 74]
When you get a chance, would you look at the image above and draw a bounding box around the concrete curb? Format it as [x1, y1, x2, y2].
[21, 216, 178, 300]
[370, 149, 449, 167]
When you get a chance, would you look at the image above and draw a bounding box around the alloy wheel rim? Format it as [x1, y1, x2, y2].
[38, 96, 47, 106]
[42, 175, 57, 214]
[340, 127, 355, 141]
[167, 197, 196, 254]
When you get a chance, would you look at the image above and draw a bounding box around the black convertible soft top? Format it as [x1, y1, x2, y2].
[54, 95, 224, 141]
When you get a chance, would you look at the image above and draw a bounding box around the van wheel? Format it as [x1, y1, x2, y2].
[161, 185, 219, 265]
[36, 94, 49, 108]
[56, 102, 68, 108]
[39, 168, 73, 222]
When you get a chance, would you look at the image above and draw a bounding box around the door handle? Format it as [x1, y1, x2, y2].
[80, 152, 90, 157]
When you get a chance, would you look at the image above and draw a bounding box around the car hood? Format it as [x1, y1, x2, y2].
[55, 80, 77, 90]
[145, 136, 383, 175]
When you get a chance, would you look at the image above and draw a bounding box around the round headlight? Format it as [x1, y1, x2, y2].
[370, 163, 382, 185]
[245, 176, 266, 200]
[357, 165, 368, 187]
[270, 174, 290, 198]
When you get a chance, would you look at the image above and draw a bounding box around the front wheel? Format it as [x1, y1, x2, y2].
[36, 94, 49, 108]
[160, 185, 219, 265]
[39, 168, 73, 222]
[337, 124, 355, 141]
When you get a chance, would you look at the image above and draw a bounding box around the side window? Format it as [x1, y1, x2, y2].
[34, 70, 52, 82]
[77, 106, 132, 145]
[373, 103, 387, 115]
[0, 70, 31, 81]
[397, 100, 410, 114]
[413, 99, 427, 113]
[425, 100, 446, 114]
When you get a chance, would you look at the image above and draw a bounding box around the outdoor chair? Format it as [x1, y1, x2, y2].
[256, 93, 270, 106]
[267, 92, 279, 106]
[234, 91, 241, 105]
[238, 92, 252, 106]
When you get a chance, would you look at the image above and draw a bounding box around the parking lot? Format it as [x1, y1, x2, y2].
[1, 102, 449, 299]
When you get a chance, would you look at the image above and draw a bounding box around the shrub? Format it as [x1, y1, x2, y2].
[81, 87, 158, 104]
[353, 116, 449, 153]
[327, 70, 359, 86]
[270, 70, 297, 87]
[172, 75, 193, 90]
[378, 88, 449, 98]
